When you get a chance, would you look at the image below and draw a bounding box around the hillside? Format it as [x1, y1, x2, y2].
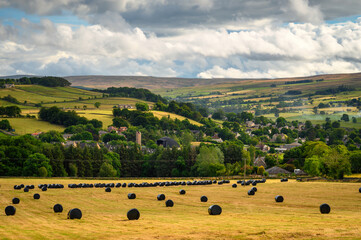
[65, 73, 361, 128]
[65, 73, 361, 91]
[0, 85, 202, 134]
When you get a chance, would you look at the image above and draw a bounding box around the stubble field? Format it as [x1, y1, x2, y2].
[0, 178, 361, 240]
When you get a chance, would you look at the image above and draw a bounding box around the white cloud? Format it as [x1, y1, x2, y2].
[1, 2, 361, 78]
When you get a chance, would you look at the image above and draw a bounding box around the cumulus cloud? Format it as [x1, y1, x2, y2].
[1, 0, 361, 78]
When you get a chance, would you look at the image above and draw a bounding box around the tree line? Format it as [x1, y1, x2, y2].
[94, 86, 167, 103]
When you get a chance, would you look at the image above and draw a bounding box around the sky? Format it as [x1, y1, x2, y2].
[0, 0, 361, 79]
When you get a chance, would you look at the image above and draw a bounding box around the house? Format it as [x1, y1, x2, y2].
[78, 142, 101, 149]
[3, 83, 15, 88]
[62, 134, 74, 140]
[31, 132, 43, 138]
[118, 127, 128, 132]
[108, 126, 118, 132]
[211, 133, 223, 143]
[98, 131, 108, 137]
[266, 166, 291, 175]
[255, 143, 270, 152]
[253, 156, 267, 168]
[294, 169, 307, 175]
[274, 147, 287, 153]
[62, 141, 78, 148]
[156, 137, 180, 148]
[246, 121, 255, 128]
[271, 133, 287, 142]
[282, 142, 302, 150]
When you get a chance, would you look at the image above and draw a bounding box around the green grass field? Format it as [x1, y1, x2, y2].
[0, 118, 65, 134]
[0, 178, 361, 239]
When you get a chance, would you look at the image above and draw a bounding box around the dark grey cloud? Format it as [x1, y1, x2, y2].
[1, 0, 361, 33]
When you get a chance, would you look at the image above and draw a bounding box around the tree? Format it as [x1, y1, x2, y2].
[39, 131, 65, 143]
[350, 151, 361, 173]
[99, 162, 117, 177]
[94, 102, 101, 108]
[195, 146, 225, 176]
[103, 152, 121, 177]
[23, 153, 53, 177]
[212, 109, 225, 120]
[69, 163, 78, 177]
[352, 117, 357, 123]
[113, 117, 129, 128]
[257, 166, 265, 175]
[135, 102, 149, 111]
[341, 114, 349, 122]
[70, 131, 93, 140]
[181, 131, 194, 147]
[102, 133, 126, 143]
[0, 119, 12, 130]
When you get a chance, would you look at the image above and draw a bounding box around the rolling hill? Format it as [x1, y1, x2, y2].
[0, 85, 202, 134]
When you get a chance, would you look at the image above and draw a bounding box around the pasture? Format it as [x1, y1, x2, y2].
[1, 178, 361, 239]
[0, 118, 65, 134]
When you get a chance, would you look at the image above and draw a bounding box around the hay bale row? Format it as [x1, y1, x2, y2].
[237, 179, 266, 186]
[14, 184, 35, 190]
[38, 184, 64, 189]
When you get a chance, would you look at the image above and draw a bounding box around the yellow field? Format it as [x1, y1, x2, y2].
[0, 118, 65, 134]
[151, 111, 203, 126]
[0, 178, 361, 239]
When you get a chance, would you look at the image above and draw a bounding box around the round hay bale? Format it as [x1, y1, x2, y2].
[41, 186, 47, 192]
[208, 205, 222, 215]
[232, 184, 237, 188]
[359, 187, 361, 193]
[20, 184, 24, 188]
[217, 181, 223, 185]
[252, 181, 257, 186]
[157, 194, 165, 201]
[179, 189, 186, 195]
[320, 203, 331, 214]
[33, 193, 40, 199]
[53, 204, 63, 213]
[122, 183, 127, 188]
[23, 187, 29, 192]
[5, 206, 16, 216]
[12, 198, 20, 204]
[200, 195, 208, 202]
[67, 208, 82, 219]
[105, 187, 111, 192]
[128, 193, 136, 199]
[251, 187, 257, 192]
[165, 199, 174, 207]
[127, 208, 140, 220]
[248, 189, 255, 195]
[275, 195, 284, 202]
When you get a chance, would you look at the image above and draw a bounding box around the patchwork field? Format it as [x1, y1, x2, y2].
[0, 118, 65, 134]
[1, 178, 361, 239]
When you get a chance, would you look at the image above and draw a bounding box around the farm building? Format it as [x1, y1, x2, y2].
[253, 156, 267, 168]
[266, 166, 291, 175]
[156, 137, 180, 148]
